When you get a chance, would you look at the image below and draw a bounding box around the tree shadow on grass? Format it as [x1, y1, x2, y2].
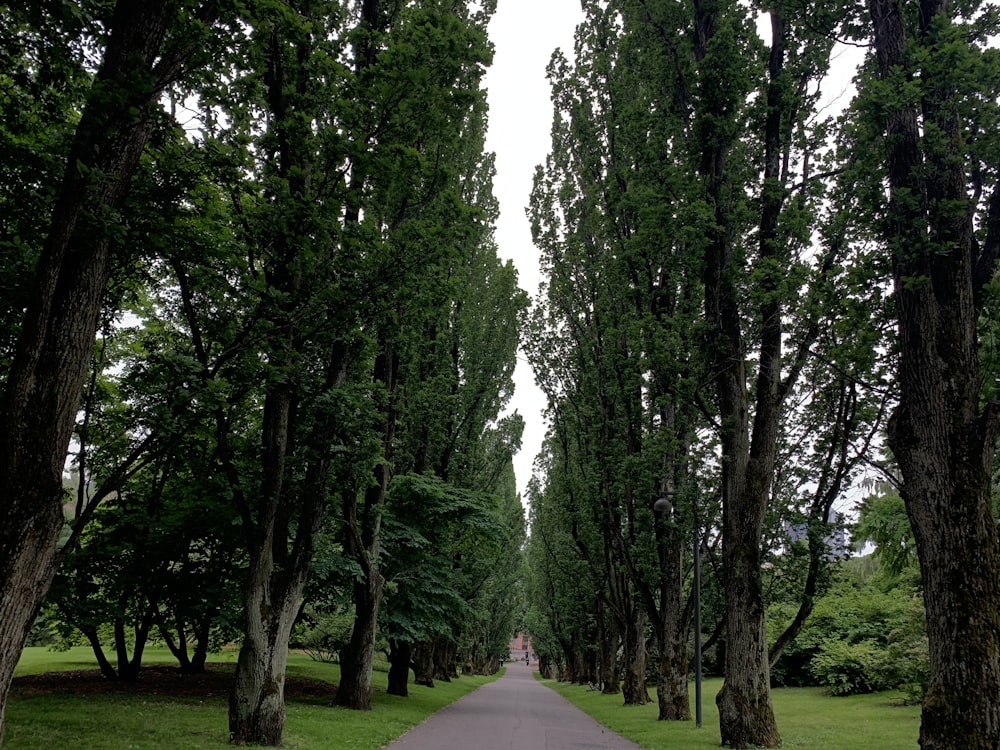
[11, 664, 337, 702]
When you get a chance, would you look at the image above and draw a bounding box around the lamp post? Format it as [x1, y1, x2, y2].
[654, 490, 702, 728]
[692, 517, 702, 728]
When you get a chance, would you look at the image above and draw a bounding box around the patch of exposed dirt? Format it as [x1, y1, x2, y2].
[11, 664, 338, 700]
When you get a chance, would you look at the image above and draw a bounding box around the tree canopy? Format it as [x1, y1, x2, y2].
[3, 1, 1000, 749]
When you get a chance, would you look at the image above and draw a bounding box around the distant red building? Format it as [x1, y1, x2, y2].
[509, 633, 533, 660]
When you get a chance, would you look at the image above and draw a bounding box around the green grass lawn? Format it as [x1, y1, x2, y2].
[7, 648, 923, 749]
[541, 675, 921, 750]
[6, 647, 497, 749]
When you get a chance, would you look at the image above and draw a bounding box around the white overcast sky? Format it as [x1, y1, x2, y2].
[483, 0, 584, 501]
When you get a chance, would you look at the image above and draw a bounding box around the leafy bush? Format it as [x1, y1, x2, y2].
[25, 610, 57, 647]
[769, 556, 928, 696]
[292, 609, 355, 663]
[810, 639, 891, 695]
[884, 625, 929, 704]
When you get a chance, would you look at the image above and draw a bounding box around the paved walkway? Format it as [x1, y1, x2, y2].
[382, 661, 643, 750]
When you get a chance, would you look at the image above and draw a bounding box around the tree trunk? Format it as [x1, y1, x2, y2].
[81, 626, 118, 681]
[560, 645, 578, 683]
[651, 515, 690, 720]
[113, 612, 153, 682]
[571, 649, 586, 684]
[657, 507, 691, 720]
[190, 617, 211, 674]
[868, 3, 1000, 747]
[225, 345, 346, 743]
[0, 498, 63, 727]
[598, 599, 620, 693]
[715, 509, 778, 747]
[227, 403, 333, 743]
[0, 1, 217, 741]
[657, 636, 689, 721]
[227, 545, 305, 745]
[336, 338, 395, 710]
[228, 379, 296, 744]
[900, 469, 1000, 750]
[411, 640, 436, 688]
[433, 637, 457, 681]
[576, 648, 598, 685]
[387, 639, 412, 697]
[462, 649, 475, 676]
[160, 614, 211, 674]
[159, 619, 190, 673]
[621, 606, 651, 706]
[539, 655, 554, 679]
[695, 3, 783, 744]
[229, 641, 289, 746]
[335, 569, 386, 709]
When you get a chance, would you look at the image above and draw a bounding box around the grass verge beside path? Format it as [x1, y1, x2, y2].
[7, 647, 499, 750]
[539, 674, 921, 750]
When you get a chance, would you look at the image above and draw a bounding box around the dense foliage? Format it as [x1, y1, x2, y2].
[523, 1, 1000, 749]
[4, 1, 1000, 749]
[0, 0, 524, 745]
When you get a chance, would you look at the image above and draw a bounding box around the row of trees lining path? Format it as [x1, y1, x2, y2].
[3, 1, 1000, 750]
[1, 0, 525, 746]
[524, 1, 1000, 750]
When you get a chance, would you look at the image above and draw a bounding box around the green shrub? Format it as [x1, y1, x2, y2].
[292, 609, 355, 663]
[770, 558, 929, 696]
[885, 632, 929, 704]
[810, 639, 890, 695]
[24, 611, 57, 647]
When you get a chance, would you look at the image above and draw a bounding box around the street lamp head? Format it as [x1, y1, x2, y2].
[653, 490, 675, 514]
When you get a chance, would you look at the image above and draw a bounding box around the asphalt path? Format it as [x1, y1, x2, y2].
[382, 661, 643, 750]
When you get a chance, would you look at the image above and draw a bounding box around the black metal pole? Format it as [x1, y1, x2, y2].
[694, 524, 702, 728]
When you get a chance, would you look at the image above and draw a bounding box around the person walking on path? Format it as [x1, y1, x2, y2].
[382, 660, 643, 750]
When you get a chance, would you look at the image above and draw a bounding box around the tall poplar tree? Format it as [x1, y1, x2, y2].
[384, 129, 527, 690]
[529, 2, 686, 705]
[863, 2, 1000, 747]
[682, 2, 850, 743]
[219, 2, 361, 740]
[333, 0, 496, 712]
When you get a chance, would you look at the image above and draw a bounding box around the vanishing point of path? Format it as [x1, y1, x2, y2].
[383, 661, 643, 750]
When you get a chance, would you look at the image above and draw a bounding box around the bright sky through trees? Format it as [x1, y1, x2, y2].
[484, 0, 584, 499]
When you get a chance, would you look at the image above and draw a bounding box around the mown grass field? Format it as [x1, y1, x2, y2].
[6, 647, 496, 750]
[543, 674, 922, 750]
[8, 648, 923, 749]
